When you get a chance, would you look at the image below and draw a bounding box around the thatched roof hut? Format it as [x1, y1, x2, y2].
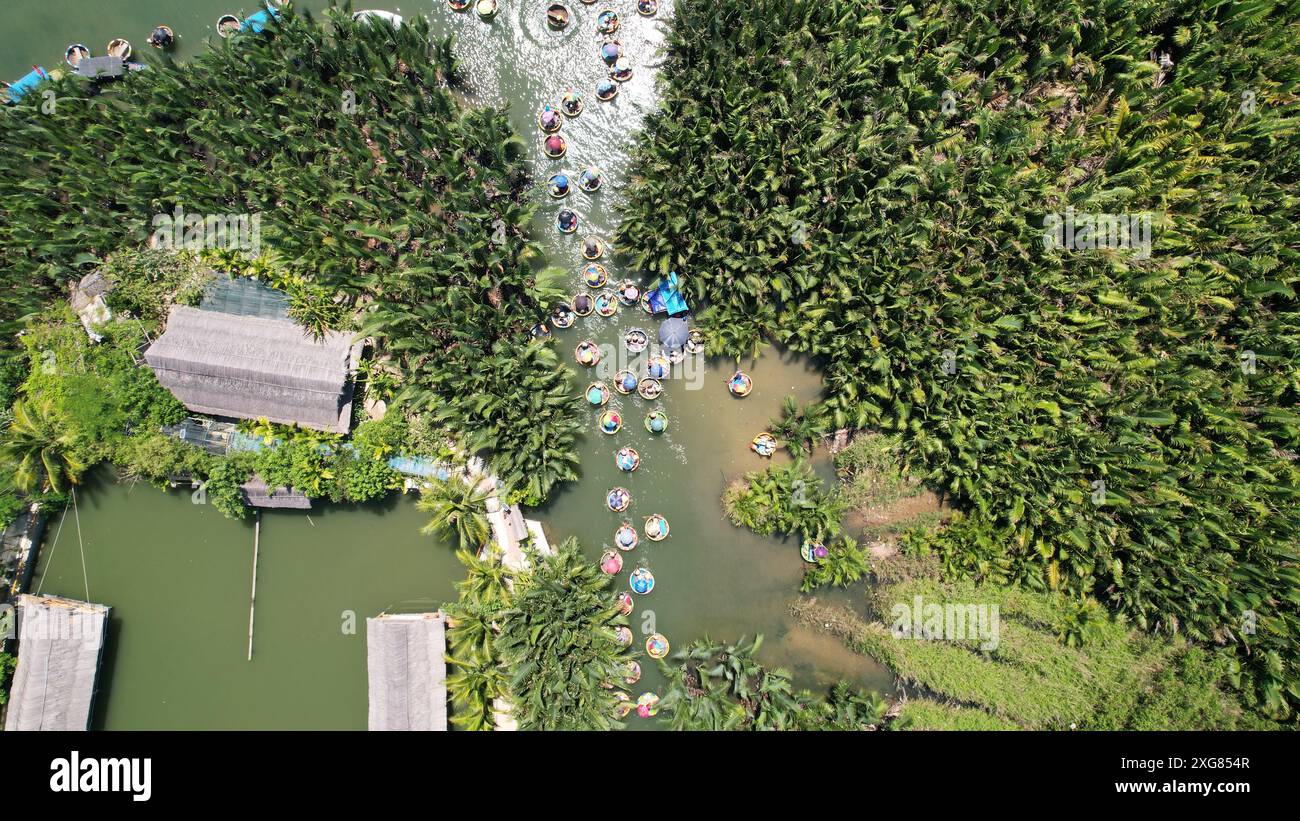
[144, 306, 363, 434]
[366, 612, 448, 731]
[240, 476, 312, 509]
[3, 595, 111, 731]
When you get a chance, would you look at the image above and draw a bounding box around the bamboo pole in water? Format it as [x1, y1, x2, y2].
[247, 512, 260, 661]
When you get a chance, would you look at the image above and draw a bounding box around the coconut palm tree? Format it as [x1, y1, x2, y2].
[1, 399, 85, 495]
[417, 478, 490, 551]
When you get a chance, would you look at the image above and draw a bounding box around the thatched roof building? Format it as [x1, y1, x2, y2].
[3, 595, 111, 732]
[240, 476, 312, 509]
[366, 612, 448, 731]
[145, 306, 363, 434]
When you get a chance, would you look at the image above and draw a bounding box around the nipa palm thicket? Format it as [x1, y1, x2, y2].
[619, 0, 1300, 718]
[0, 2, 581, 504]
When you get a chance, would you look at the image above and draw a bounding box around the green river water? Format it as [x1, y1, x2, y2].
[10, 0, 892, 729]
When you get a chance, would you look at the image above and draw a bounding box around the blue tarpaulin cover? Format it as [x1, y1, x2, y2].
[6, 67, 48, 103]
[647, 271, 690, 316]
[241, 8, 280, 33]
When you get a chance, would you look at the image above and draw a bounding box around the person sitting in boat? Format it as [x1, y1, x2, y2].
[637, 0, 659, 16]
[544, 133, 567, 158]
[549, 173, 571, 198]
[557, 208, 578, 233]
[538, 107, 562, 133]
[596, 79, 618, 101]
[582, 236, 604, 259]
[572, 292, 593, 315]
[561, 88, 583, 116]
[148, 26, 174, 49]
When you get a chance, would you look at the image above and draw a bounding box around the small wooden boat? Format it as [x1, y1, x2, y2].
[594, 291, 618, 317]
[575, 340, 601, 366]
[644, 514, 670, 541]
[147, 26, 174, 50]
[631, 568, 655, 595]
[596, 9, 620, 34]
[106, 39, 132, 60]
[557, 208, 578, 234]
[217, 15, 241, 37]
[546, 3, 571, 29]
[585, 382, 611, 406]
[583, 263, 609, 288]
[595, 78, 618, 101]
[728, 371, 753, 397]
[645, 633, 670, 659]
[561, 88, 583, 117]
[599, 411, 623, 435]
[624, 329, 649, 353]
[65, 44, 91, 68]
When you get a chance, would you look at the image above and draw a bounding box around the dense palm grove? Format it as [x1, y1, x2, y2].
[0, 5, 580, 508]
[620, 0, 1300, 719]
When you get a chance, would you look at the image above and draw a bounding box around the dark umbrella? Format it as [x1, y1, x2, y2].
[658, 317, 690, 349]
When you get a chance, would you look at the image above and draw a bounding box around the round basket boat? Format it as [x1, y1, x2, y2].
[599, 410, 623, 435]
[107, 38, 132, 60]
[640, 293, 654, 314]
[728, 371, 754, 397]
[751, 432, 778, 457]
[646, 355, 670, 380]
[148, 25, 175, 50]
[552, 304, 576, 328]
[685, 328, 706, 355]
[600, 549, 624, 575]
[449, 0, 472, 9]
[546, 3, 571, 29]
[557, 208, 578, 234]
[606, 486, 631, 512]
[617, 281, 641, 305]
[579, 166, 603, 192]
[65, 44, 91, 68]
[800, 540, 830, 564]
[594, 291, 618, 317]
[630, 567, 655, 595]
[636, 692, 660, 717]
[595, 78, 619, 102]
[644, 411, 668, 434]
[561, 88, 583, 117]
[579, 0, 597, 4]
[616, 447, 641, 472]
[548, 173, 571, 198]
[596, 9, 620, 34]
[637, 0, 659, 16]
[615, 524, 639, 551]
[585, 381, 611, 406]
[614, 690, 634, 717]
[538, 105, 562, 133]
[530, 323, 552, 340]
[644, 514, 670, 541]
[617, 591, 634, 615]
[571, 292, 593, 316]
[624, 660, 642, 685]
[615, 626, 633, 646]
[217, 15, 241, 37]
[600, 40, 621, 66]
[583, 263, 609, 288]
[624, 329, 648, 353]
[610, 58, 634, 83]
[582, 236, 605, 260]
[544, 133, 568, 158]
[637, 378, 662, 400]
[613, 370, 638, 395]
[667, 347, 685, 365]
[476, 0, 499, 21]
[575, 340, 601, 366]
[645, 633, 670, 659]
